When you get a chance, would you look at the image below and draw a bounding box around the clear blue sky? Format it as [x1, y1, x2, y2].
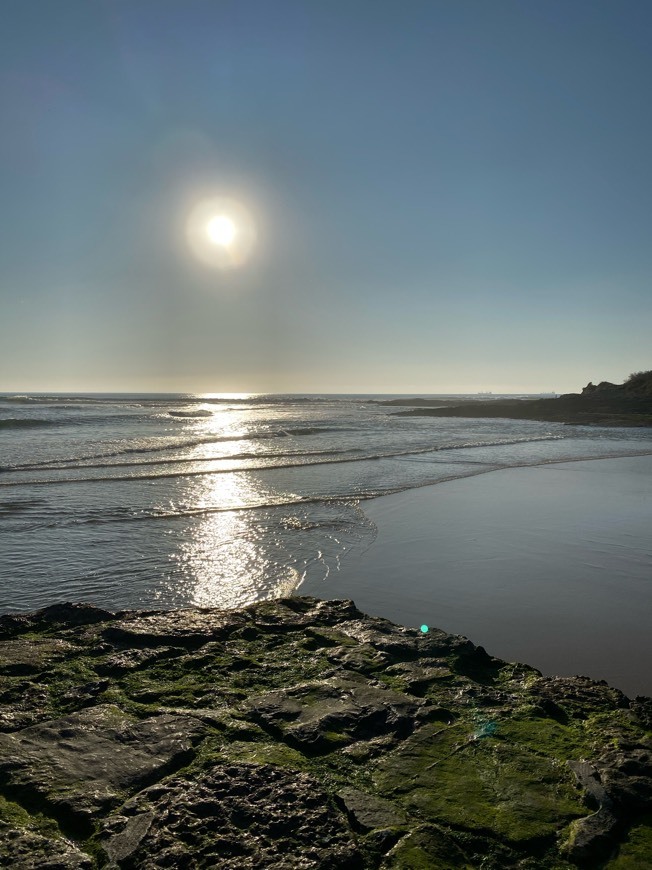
[1, 0, 650, 393]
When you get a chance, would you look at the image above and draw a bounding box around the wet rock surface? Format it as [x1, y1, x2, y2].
[0, 597, 651, 868]
[99, 763, 363, 869]
[0, 706, 206, 833]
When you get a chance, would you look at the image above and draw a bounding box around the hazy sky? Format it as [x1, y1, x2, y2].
[1, 0, 651, 394]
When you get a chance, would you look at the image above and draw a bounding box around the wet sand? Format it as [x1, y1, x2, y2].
[304, 455, 652, 698]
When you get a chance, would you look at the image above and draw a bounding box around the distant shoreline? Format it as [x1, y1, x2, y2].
[388, 371, 652, 426]
[390, 395, 652, 427]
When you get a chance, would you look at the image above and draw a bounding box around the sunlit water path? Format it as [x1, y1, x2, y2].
[1, 393, 651, 613]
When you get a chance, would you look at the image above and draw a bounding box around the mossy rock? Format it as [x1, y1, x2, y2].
[374, 721, 586, 842]
[607, 815, 652, 867]
[0, 597, 650, 868]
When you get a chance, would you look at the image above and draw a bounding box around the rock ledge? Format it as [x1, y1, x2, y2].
[0, 597, 651, 868]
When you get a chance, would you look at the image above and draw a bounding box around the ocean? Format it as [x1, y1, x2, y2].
[1, 392, 651, 614]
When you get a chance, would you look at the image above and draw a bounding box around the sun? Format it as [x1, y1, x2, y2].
[186, 197, 257, 270]
[206, 215, 237, 247]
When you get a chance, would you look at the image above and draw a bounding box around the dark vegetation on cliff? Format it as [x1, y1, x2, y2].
[0, 598, 651, 868]
[390, 371, 652, 426]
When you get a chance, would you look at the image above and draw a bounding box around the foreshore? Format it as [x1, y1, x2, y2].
[303, 454, 652, 698]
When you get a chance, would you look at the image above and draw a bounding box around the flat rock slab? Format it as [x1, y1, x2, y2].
[102, 611, 247, 647]
[0, 705, 205, 832]
[336, 787, 408, 831]
[0, 638, 77, 676]
[244, 675, 422, 753]
[99, 762, 363, 868]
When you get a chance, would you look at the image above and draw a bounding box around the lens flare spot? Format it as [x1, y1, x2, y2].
[420, 624, 429, 633]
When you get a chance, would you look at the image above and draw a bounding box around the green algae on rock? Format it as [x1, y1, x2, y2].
[0, 597, 651, 868]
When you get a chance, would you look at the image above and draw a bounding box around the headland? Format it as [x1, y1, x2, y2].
[389, 371, 652, 426]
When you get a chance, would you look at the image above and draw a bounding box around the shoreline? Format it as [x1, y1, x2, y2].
[390, 376, 652, 426]
[303, 454, 652, 698]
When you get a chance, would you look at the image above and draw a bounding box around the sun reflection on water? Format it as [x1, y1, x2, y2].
[179, 404, 269, 464]
[172, 471, 300, 610]
[158, 403, 364, 610]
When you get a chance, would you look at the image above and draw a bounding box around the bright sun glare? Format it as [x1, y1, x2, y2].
[187, 197, 257, 270]
[206, 215, 237, 247]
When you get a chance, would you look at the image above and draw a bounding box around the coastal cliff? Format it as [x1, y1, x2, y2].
[0, 597, 651, 868]
[392, 371, 652, 426]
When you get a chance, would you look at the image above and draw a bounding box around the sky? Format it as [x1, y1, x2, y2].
[1, 0, 651, 394]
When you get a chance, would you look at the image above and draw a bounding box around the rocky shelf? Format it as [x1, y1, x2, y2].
[0, 597, 651, 868]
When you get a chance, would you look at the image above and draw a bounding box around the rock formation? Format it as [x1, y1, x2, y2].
[0, 598, 651, 867]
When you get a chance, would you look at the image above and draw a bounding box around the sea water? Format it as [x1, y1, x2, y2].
[1, 393, 650, 613]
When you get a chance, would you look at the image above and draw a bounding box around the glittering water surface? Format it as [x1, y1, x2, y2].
[1, 393, 650, 612]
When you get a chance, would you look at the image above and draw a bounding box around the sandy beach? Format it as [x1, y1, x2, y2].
[304, 454, 652, 698]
